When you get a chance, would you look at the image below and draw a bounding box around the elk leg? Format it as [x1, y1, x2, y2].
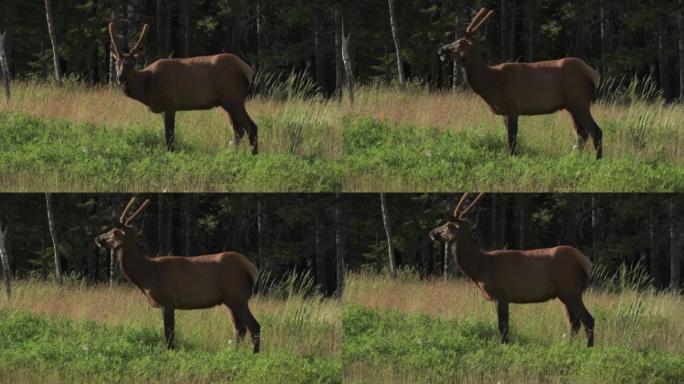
[496, 301, 510, 344]
[226, 305, 247, 344]
[245, 113, 259, 156]
[163, 111, 176, 151]
[504, 115, 519, 155]
[162, 307, 175, 349]
[569, 114, 589, 151]
[562, 303, 581, 337]
[223, 107, 245, 146]
[587, 114, 603, 160]
[232, 104, 258, 155]
[233, 302, 261, 353]
[573, 109, 603, 160]
[562, 297, 595, 347]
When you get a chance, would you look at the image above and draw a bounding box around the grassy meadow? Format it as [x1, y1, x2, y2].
[0, 278, 340, 383]
[0, 79, 682, 192]
[343, 272, 684, 384]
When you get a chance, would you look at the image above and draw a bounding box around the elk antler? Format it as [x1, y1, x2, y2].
[120, 197, 137, 223]
[453, 193, 470, 218]
[108, 23, 121, 58]
[466, 8, 488, 34]
[129, 24, 150, 55]
[466, 8, 494, 36]
[459, 192, 486, 219]
[125, 199, 151, 225]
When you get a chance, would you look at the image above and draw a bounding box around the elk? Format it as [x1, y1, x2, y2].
[95, 197, 261, 353]
[438, 8, 603, 159]
[429, 193, 595, 347]
[108, 23, 258, 154]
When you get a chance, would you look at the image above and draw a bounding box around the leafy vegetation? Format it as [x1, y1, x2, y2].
[343, 273, 684, 384]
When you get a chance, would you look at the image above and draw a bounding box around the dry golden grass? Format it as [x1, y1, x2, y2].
[3, 81, 682, 164]
[345, 272, 684, 354]
[0, 278, 340, 358]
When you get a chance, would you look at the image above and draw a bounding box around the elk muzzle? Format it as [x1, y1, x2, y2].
[95, 234, 108, 248]
[429, 227, 445, 241]
[437, 44, 455, 62]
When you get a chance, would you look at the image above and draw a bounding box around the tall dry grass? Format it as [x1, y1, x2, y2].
[2, 78, 682, 164]
[0, 278, 340, 358]
[344, 272, 684, 354]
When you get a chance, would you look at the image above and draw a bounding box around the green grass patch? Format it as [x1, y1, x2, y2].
[0, 309, 340, 383]
[0, 111, 681, 192]
[0, 112, 341, 192]
[341, 117, 683, 192]
[342, 305, 684, 384]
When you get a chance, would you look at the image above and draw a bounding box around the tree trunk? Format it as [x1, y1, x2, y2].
[157, 193, 164, 255]
[452, 6, 463, 90]
[526, 0, 538, 61]
[334, 5, 343, 100]
[670, 197, 682, 287]
[650, 204, 661, 288]
[45, 193, 62, 281]
[314, 16, 326, 93]
[600, 5, 608, 65]
[156, 0, 163, 58]
[256, 0, 263, 69]
[0, 31, 10, 101]
[443, 242, 450, 280]
[315, 212, 326, 294]
[387, 0, 405, 87]
[380, 194, 397, 277]
[496, 196, 507, 248]
[516, 195, 527, 249]
[591, 194, 601, 262]
[181, 0, 190, 57]
[679, 0, 684, 101]
[341, 21, 354, 106]
[182, 194, 194, 256]
[334, 193, 346, 297]
[44, 0, 62, 83]
[0, 219, 11, 300]
[109, 249, 116, 286]
[491, 195, 498, 248]
[508, 0, 516, 60]
[420, 234, 432, 277]
[109, 6, 118, 85]
[658, 20, 671, 101]
[165, 0, 172, 56]
[500, 0, 506, 61]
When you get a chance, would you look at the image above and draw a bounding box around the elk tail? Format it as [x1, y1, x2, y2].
[239, 253, 259, 294]
[574, 250, 593, 277]
[579, 60, 600, 99]
[235, 57, 256, 85]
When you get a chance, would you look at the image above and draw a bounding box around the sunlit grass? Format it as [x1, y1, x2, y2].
[0, 79, 681, 192]
[343, 272, 684, 383]
[0, 278, 341, 383]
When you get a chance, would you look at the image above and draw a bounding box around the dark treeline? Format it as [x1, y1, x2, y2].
[0, 194, 682, 297]
[0, 1, 683, 99]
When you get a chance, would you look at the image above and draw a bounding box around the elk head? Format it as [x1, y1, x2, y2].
[429, 192, 485, 245]
[108, 23, 149, 84]
[438, 8, 494, 63]
[95, 197, 150, 251]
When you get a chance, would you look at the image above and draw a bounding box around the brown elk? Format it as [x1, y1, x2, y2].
[429, 193, 595, 347]
[108, 23, 258, 153]
[95, 197, 261, 353]
[438, 8, 603, 159]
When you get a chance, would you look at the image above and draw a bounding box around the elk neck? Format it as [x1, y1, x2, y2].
[123, 68, 153, 106]
[461, 47, 496, 99]
[449, 237, 488, 282]
[114, 239, 155, 288]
